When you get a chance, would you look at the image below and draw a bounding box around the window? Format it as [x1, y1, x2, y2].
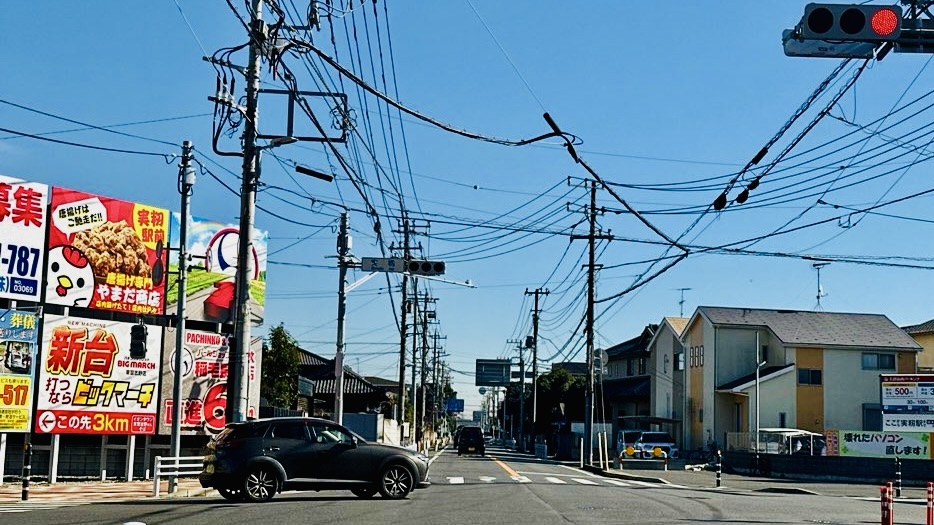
[761, 345, 769, 363]
[862, 353, 896, 371]
[674, 353, 684, 371]
[627, 359, 633, 376]
[663, 354, 669, 374]
[638, 357, 646, 375]
[689, 345, 705, 368]
[270, 421, 307, 441]
[779, 412, 787, 428]
[798, 368, 822, 385]
[698, 345, 704, 366]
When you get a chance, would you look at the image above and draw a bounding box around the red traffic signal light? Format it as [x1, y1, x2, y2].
[800, 3, 902, 42]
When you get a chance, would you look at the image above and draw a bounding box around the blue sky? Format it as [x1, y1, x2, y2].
[2, 2, 934, 415]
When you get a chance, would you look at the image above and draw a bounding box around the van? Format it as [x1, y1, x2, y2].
[617, 430, 679, 459]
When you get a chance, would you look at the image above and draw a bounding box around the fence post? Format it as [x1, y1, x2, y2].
[153, 456, 162, 498]
[21, 441, 32, 501]
[894, 457, 902, 498]
[926, 481, 933, 525]
[716, 449, 722, 488]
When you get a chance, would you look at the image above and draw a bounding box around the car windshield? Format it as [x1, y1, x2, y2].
[642, 433, 674, 443]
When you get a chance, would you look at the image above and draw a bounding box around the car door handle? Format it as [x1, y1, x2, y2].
[264, 447, 280, 452]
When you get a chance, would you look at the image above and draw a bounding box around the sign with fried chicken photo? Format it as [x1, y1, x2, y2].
[45, 187, 169, 315]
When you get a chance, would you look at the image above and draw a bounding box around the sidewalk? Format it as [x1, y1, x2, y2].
[0, 478, 213, 503]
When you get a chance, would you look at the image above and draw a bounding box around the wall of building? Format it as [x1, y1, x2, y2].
[795, 347, 824, 432]
[685, 318, 706, 450]
[822, 347, 895, 431]
[650, 327, 678, 419]
[912, 333, 934, 370]
[750, 368, 796, 429]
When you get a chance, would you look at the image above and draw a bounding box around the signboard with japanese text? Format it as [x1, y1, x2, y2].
[157, 330, 262, 436]
[881, 374, 934, 431]
[0, 175, 49, 302]
[35, 315, 162, 434]
[0, 310, 39, 432]
[825, 430, 932, 459]
[167, 214, 267, 325]
[45, 187, 168, 315]
[475, 359, 511, 387]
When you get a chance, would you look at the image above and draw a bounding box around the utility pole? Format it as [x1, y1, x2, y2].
[410, 281, 419, 446]
[333, 212, 350, 424]
[525, 288, 549, 431]
[397, 220, 409, 444]
[169, 140, 194, 494]
[420, 292, 431, 446]
[229, 0, 263, 424]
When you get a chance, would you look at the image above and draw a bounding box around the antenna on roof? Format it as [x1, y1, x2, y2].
[675, 288, 692, 317]
[812, 262, 830, 311]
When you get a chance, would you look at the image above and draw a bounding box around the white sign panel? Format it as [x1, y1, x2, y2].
[883, 413, 934, 432]
[360, 257, 405, 273]
[35, 315, 162, 434]
[0, 175, 49, 301]
[881, 374, 934, 431]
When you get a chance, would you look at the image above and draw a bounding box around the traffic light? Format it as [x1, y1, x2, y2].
[130, 322, 148, 359]
[405, 260, 445, 276]
[799, 4, 902, 42]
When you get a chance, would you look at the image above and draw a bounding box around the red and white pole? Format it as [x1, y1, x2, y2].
[926, 481, 933, 525]
[881, 485, 893, 525]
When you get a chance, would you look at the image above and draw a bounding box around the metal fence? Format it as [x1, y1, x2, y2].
[725, 431, 824, 455]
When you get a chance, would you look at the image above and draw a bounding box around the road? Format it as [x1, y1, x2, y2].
[1, 444, 927, 524]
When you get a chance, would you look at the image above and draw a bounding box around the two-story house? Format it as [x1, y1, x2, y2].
[681, 306, 921, 450]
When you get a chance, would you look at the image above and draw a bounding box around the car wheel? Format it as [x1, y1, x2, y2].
[242, 466, 278, 502]
[218, 487, 245, 502]
[378, 463, 414, 499]
[351, 487, 377, 499]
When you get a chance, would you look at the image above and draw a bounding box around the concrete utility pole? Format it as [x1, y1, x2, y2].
[169, 140, 194, 494]
[334, 212, 350, 424]
[229, 0, 263, 424]
[525, 288, 549, 430]
[397, 220, 409, 443]
[410, 281, 419, 444]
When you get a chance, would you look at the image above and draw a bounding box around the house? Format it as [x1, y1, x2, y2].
[296, 347, 394, 418]
[901, 319, 934, 371]
[681, 306, 921, 451]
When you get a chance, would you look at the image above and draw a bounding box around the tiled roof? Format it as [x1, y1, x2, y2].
[601, 376, 650, 398]
[298, 347, 329, 367]
[697, 306, 921, 351]
[903, 319, 934, 335]
[605, 324, 658, 359]
[312, 375, 381, 395]
[716, 363, 795, 391]
[365, 376, 398, 388]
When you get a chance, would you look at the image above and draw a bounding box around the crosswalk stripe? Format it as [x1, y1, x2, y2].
[447, 477, 465, 484]
[511, 475, 531, 483]
[602, 479, 630, 487]
[545, 477, 567, 484]
[478, 476, 497, 483]
[570, 478, 599, 485]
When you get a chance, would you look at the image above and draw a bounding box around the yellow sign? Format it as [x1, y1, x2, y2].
[0, 375, 31, 432]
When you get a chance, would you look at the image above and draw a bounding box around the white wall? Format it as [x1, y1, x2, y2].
[823, 348, 880, 430]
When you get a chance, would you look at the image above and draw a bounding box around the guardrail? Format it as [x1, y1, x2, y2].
[152, 455, 204, 497]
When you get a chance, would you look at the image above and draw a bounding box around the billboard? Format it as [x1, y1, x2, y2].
[0, 175, 49, 302]
[825, 430, 932, 459]
[167, 213, 267, 325]
[35, 315, 163, 434]
[475, 359, 511, 387]
[158, 330, 262, 435]
[881, 374, 934, 431]
[0, 310, 39, 432]
[45, 187, 169, 315]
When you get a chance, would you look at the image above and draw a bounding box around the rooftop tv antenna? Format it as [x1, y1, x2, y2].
[676, 288, 692, 317]
[812, 262, 829, 311]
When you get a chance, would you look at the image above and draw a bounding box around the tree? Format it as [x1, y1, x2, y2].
[261, 324, 300, 408]
[534, 367, 586, 431]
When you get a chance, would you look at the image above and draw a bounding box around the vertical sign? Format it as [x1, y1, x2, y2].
[158, 330, 262, 435]
[167, 214, 267, 325]
[0, 175, 49, 302]
[45, 187, 168, 314]
[881, 374, 934, 432]
[0, 310, 39, 432]
[35, 315, 162, 434]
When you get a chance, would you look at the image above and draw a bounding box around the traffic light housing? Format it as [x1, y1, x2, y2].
[130, 323, 148, 359]
[799, 4, 902, 42]
[406, 260, 445, 276]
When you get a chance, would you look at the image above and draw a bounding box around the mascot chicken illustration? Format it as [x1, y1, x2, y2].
[46, 245, 95, 307]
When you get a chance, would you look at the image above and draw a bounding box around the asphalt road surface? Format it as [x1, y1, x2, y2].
[1, 444, 927, 524]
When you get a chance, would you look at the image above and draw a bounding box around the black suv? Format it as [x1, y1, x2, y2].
[199, 417, 430, 502]
[457, 426, 485, 456]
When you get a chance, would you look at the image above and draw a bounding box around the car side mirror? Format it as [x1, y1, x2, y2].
[351, 436, 358, 448]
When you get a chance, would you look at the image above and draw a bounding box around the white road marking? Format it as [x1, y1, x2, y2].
[511, 475, 531, 483]
[545, 477, 567, 484]
[478, 476, 497, 483]
[571, 478, 599, 485]
[446, 477, 464, 484]
[602, 479, 630, 487]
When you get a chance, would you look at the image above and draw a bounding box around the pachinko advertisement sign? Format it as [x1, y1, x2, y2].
[0, 310, 39, 432]
[158, 330, 262, 435]
[45, 187, 168, 315]
[35, 315, 162, 435]
[0, 175, 49, 302]
[167, 213, 267, 325]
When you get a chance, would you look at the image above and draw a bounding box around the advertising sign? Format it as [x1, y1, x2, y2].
[0, 175, 49, 302]
[167, 214, 267, 325]
[0, 310, 39, 432]
[158, 330, 262, 435]
[826, 430, 932, 459]
[45, 187, 169, 315]
[475, 359, 511, 387]
[881, 374, 934, 431]
[35, 315, 162, 434]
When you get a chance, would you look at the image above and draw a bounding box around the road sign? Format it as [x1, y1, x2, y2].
[360, 257, 406, 273]
[446, 398, 465, 412]
[479, 387, 487, 395]
[475, 359, 511, 387]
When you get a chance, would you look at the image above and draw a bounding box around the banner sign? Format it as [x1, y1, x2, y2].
[45, 187, 169, 315]
[35, 315, 162, 434]
[475, 359, 511, 387]
[881, 374, 934, 431]
[158, 330, 262, 435]
[0, 175, 49, 302]
[0, 310, 39, 432]
[167, 214, 267, 325]
[825, 430, 932, 459]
